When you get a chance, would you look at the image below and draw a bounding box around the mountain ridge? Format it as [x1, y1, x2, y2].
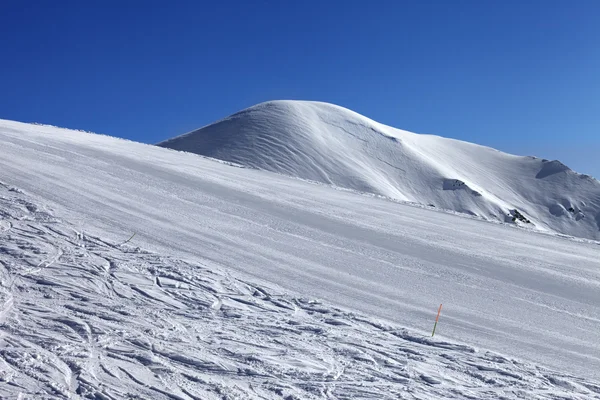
[158, 100, 600, 240]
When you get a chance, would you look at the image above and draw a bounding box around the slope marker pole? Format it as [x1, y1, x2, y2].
[119, 232, 136, 246]
[431, 304, 442, 337]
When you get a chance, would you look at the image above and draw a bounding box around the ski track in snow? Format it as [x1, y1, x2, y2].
[1, 182, 599, 400]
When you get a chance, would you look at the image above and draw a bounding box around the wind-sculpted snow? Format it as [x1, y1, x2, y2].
[1, 183, 599, 399]
[159, 100, 600, 240]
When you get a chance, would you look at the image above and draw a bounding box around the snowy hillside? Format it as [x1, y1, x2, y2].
[159, 100, 600, 240]
[2, 180, 598, 399]
[1, 119, 600, 399]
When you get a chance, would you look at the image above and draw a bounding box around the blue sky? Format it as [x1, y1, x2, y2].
[1, 1, 599, 178]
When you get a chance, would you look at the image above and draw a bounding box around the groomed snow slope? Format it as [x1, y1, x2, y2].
[1, 119, 600, 399]
[159, 100, 600, 240]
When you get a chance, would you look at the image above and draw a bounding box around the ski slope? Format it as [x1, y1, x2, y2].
[1, 119, 599, 399]
[159, 100, 600, 241]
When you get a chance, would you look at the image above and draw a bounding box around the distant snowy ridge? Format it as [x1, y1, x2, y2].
[159, 100, 600, 240]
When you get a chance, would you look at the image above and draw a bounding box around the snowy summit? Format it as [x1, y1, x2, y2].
[159, 100, 600, 240]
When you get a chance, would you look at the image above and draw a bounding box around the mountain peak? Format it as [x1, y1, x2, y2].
[158, 101, 600, 240]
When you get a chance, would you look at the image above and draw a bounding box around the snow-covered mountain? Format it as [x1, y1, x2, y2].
[159, 100, 600, 240]
[1, 119, 600, 399]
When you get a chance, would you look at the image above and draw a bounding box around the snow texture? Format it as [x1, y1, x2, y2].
[1, 118, 599, 399]
[159, 100, 600, 240]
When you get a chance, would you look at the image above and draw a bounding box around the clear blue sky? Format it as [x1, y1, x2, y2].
[1, 1, 598, 178]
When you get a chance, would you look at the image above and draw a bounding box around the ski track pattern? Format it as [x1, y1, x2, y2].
[0, 182, 598, 400]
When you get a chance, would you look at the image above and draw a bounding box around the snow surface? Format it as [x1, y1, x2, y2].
[1, 119, 600, 399]
[159, 100, 600, 241]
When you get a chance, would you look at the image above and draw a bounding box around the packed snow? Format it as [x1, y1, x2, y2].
[159, 100, 600, 241]
[1, 119, 599, 399]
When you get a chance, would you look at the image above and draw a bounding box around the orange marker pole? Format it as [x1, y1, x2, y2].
[431, 304, 442, 337]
